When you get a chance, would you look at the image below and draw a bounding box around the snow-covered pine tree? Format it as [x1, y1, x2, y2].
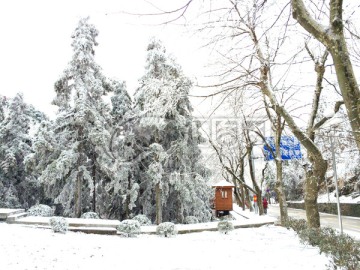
[96, 131, 141, 220]
[24, 120, 58, 206]
[162, 118, 212, 223]
[146, 143, 167, 224]
[0, 95, 7, 122]
[134, 38, 212, 223]
[111, 80, 132, 123]
[0, 93, 42, 208]
[96, 79, 141, 220]
[29, 18, 115, 217]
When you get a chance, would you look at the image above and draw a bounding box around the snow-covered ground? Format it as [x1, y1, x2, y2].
[0, 220, 331, 270]
[317, 191, 360, 204]
[289, 190, 360, 204]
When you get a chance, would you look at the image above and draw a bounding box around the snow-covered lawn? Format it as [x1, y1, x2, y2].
[0, 222, 330, 270]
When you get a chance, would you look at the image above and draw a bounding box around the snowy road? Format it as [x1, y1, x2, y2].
[268, 205, 360, 240]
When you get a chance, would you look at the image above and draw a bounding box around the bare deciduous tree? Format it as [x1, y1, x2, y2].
[198, 0, 333, 227]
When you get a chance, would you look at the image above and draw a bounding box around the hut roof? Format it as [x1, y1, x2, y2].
[212, 180, 235, 188]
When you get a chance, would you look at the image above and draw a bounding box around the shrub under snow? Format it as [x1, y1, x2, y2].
[81, 212, 99, 219]
[184, 216, 199, 224]
[27, 204, 53, 217]
[49, 217, 68, 233]
[132, 214, 151, 226]
[284, 218, 360, 270]
[217, 220, 234, 234]
[156, 222, 177, 237]
[117, 219, 141, 237]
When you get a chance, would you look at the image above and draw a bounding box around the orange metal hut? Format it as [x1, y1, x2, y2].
[212, 180, 235, 217]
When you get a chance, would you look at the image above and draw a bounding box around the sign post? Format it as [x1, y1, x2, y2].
[262, 136, 302, 211]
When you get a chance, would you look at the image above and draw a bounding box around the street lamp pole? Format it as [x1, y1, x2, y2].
[329, 129, 343, 234]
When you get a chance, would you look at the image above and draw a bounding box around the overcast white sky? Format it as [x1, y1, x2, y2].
[0, 0, 209, 117]
[2, 0, 359, 124]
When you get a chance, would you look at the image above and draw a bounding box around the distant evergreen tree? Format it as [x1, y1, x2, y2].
[0, 95, 8, 122]
[25, 119, 59, 205]
[134, 38, 212, 223]
[0, 93, 43, 208]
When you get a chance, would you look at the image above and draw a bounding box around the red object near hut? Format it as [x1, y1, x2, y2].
[212, 180, 235, 217]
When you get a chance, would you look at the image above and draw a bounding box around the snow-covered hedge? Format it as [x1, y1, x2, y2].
[156, 222, 177, 237]
[27, 204, 53, 217]
[49, 217, 68, 233]
[217, 220, 234, 234]
[285, 218, 360, 270]
[117, 219, 141, 237]
[184, 216, 199, 224]
[132, 214, 151, 225]
[81, 212, 99, 219]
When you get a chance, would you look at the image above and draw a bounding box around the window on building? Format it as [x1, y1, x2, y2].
[221, 190, 228, 199]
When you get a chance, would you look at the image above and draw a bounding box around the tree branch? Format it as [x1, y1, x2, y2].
[330, 0, 343, 32]
[306, 49, 329, 139]
[208, 135, 256, 194]
[291, 0, 330, 44]
[312, 100, 344, 131]
[108, 0, 194, 24]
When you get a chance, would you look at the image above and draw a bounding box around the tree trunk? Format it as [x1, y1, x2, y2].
[238, 154, 247, 210]
[246, 143, 264, 215]
[329, 45, 360, 149]
[91, 154, 96, 213]
[274, 117, 288, 225]
[176, 198, 184, 224]
[244, 188, 253, 212]
[275, 158, 288, 224]
[233, 186, 242, 207]
[232, 176, 243, 207]
[304, 153, 328, 228]
[304, 171, 320, 227]
[261, 95, 289, 223]
[92, 179, 96, 213]
[240, 184, 245, 210]
[75, 127, 84, 218]
[124, 173, 132, 219]
[74, 170, 83, 218]
[155, 182, 162, 225]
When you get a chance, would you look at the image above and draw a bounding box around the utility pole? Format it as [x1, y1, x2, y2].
[329, 128, 343, 234]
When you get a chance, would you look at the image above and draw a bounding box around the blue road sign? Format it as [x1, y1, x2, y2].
[263, 136, 302, 161]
